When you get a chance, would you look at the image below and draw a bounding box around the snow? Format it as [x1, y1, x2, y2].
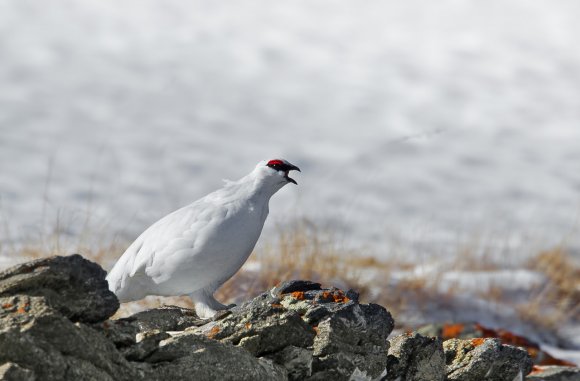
[1, 0, 580, 259]
[437, 270, 546, 295]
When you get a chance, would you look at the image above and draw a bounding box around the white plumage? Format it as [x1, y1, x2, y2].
[106, 159, 300, 318]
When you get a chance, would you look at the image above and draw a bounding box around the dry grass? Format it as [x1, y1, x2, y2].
[366, 243, 580, 339]
[517, 247, 580, 330]
[2, 218, 579, 342]
[217, 220, 367, 304]
[3, 232, 126, 274]
[449, 244, 501, 272]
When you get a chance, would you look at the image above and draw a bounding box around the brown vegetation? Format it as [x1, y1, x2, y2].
[2, 219, 578, 345]
[517, 247, 580, 331]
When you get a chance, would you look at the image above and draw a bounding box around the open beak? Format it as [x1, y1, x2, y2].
[284, 164, 300, 185]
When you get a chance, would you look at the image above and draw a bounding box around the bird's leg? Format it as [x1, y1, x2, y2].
[189, 288, 229, 319]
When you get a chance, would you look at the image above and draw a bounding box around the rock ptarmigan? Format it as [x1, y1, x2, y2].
[106, 159, 300, 318]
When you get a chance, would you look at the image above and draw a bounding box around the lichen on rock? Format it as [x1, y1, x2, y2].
[386, 332, 445, 381]
[444, 337, 533, 381]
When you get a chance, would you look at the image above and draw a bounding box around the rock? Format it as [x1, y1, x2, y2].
[199, 280, 394, 381]
[0, 255, 550, 381]
[418, 322, 577, 367]
[0, 254, 118, 323]
[93, 318, 141, 348]
[310, 302, 392, 380]
[92, 305, 206, 356]
[444, 338, 533, 381]
[122, 330, 171, 361]
[146, 331, 287, 380]
[526, 366, 580, 381]
[386, 332, 445, 381]
[273, 280, 323, 295]
[0, 295, 142, 381]
[124, 305, 205, 332]
[200, 298, 316, 357]
[265, 346, 313, 381]
[0, 362, 35, 381]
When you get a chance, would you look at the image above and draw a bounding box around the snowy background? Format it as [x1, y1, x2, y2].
[1, 0, 580, 261]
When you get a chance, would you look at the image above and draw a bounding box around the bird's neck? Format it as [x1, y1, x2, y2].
[235, 171, 281, 204]
[245, 179, 276, 204]
[215, 169, 282, 209]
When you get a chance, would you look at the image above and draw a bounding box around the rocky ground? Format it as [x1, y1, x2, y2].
[0, 255, 577, 380]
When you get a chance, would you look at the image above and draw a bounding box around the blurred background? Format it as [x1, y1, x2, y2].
[1, 0, 579, 365]
[1, 0, 579, 260]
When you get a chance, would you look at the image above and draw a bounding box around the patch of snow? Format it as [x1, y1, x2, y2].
[437, 270, 546, 295]
[539, 344, 580, 367]
[0, 0, 579, 262]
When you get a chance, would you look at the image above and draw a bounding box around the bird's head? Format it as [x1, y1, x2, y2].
[252, 159, 301, 193]
[265, 159, 301, 185]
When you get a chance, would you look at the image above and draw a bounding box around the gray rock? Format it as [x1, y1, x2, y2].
[122, 330, 171, 361]
[444, 338, 533, 381]
[0, 254, 118, 323]
[93, 305, 206, 355]
[93, 318, 140, 348]
[0, 255, 546, 381]
[310, 302, 393, 380]
[0, 362, 35, 381]
[491, 342, 535, 380]
[202, 301, 316, 357]
[124, 305, 205, 332]
[273, 280, 323, 295]
[146, 332, 287, 380]
[0, 295, 143, 381]
[265, 346, 313, 380]
[526, 366, 580, 381]
[386, 332, 445, 381]
[199, 280, 393, 381]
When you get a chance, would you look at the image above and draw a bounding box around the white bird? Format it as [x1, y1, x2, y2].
[106, 159, 300, 318]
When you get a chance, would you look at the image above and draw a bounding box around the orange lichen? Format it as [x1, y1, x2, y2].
[207, 326, 220, 339]
[332, 291, 350, 303]
[470, 338, 486, 347]
[244, 322, 252, 330]
[527, 347, 539, 358]
[271, 303, 283, 308]
[474, 323, 537, 348]
[312, 326, 319, 335]
[1, 303, 13, 309]
[16, 302, 30, 314]
[291, 291, 305, 300]
[472, 323, 576, 367]
[319, 290, 350, 303]
[441, 323, 465, 339]
[530, 366, 544, 375]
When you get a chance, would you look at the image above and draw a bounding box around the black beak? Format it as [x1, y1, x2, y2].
[285, 164, 300, 185]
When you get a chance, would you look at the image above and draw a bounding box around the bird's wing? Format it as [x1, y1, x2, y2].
[108, 199, 225, 293]
[140, 202, 230, 283]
